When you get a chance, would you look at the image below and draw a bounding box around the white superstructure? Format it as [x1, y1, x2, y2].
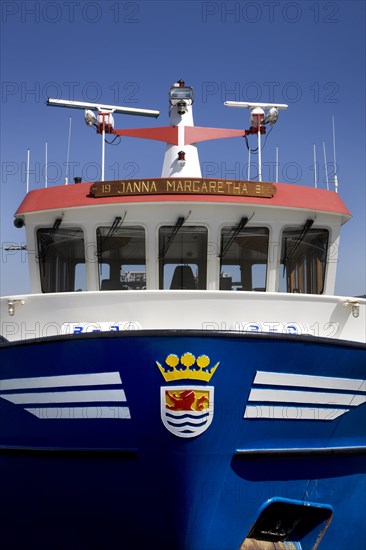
[1, 81, 365, 344]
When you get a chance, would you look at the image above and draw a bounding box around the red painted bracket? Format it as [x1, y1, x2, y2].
[184, 126, 247, 145]
[113, 126, 178, 144]
[113, 125, 248, 146]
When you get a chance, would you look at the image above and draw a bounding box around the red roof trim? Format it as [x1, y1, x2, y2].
[15, 181, 351, 217]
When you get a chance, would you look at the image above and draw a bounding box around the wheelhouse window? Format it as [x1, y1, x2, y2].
[37, 226, 86, 293]
[97, 225, 146, 290]
[159, 225, 207, 289]
[219, 225, 269, 291]
[280, 226, 329, 294]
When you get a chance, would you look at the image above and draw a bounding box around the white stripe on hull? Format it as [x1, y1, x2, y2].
[0, 372, 122, 391]
[253, 371, 366, 392]
[25, 406, 131, 419]
[1, 389, 126, 404]
[244, 371, 366, 421]
[244, 405, 348, 421]
[248, 388, 366, 407]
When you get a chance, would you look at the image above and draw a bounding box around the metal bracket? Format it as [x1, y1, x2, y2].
[343, 299, 360, 318]
[7, 299, 26, 317]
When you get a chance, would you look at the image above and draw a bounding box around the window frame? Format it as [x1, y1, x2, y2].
[36, 225, 86, 293]
[218, 224, 270, 292]
[96, 224, 147, 291]
[279, 225, 330, 294]
[158, 223, 209, 290]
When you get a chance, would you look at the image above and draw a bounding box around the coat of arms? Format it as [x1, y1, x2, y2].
[156, 352, 219, 438]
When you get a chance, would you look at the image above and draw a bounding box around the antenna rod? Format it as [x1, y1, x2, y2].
[26, 148, 30, 193]
[257, 123, 262, 182]
[65, 116, 72, 185]
[313, 144, 318, 188]
[323, 141, 329, 190]
[275, 146, 279, 183]
[45, 142, 48, 188]
[332, 116, 339, 193]
[101, 114, 106, 181]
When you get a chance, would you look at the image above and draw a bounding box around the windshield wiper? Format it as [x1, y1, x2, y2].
[219, 216, 249, 260]
[285, 219, 314, 264]
[39, 217, 62, 263]
[159, 215, 186, 259]
[98, 213, 126, 259]
[105, 215, 123, 241]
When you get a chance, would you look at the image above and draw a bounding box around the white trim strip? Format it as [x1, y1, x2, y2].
[25, 406, 131, 419]
[253, 371, 366, 392]
[248, 388, 366, 407]
[0, 372, 122, 391]
[244, 406, 348, 421]
[1, 389, 126, 405]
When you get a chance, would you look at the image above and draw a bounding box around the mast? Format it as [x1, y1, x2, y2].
[48, 83, 280, 183]
[161, 81, 201, 178]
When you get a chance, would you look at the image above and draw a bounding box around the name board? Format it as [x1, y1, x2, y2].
[90, 178, 276, 198]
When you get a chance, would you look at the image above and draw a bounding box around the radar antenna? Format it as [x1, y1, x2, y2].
[225, 101, 288, 182]
[47, 98, 160, 182]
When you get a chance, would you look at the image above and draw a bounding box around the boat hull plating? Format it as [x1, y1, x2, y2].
[0, 331, 365, 550]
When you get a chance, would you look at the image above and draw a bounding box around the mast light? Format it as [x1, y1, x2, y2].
[177, 151, 186, 167]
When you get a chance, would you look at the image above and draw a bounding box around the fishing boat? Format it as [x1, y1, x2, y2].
[0, 80, 365, 550]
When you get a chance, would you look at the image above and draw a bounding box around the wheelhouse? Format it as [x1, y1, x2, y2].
[33, 220, 330, 294]
[15, 181, 350, 296]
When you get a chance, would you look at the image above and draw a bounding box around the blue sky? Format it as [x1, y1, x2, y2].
[1, 0, 365, 296]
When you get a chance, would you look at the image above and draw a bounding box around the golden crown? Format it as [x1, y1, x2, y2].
[156, 353, 219, 383]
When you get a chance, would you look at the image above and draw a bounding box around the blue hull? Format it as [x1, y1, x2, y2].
[0, 331, 365, 549]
